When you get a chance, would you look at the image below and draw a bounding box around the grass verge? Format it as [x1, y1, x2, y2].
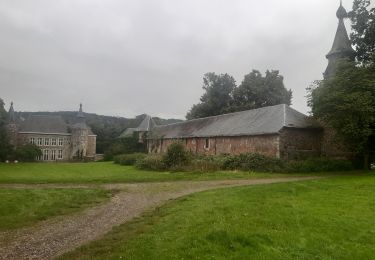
[0, 188, 112, 231]
[0, 162, 301, 184]
[62, 174, 375, 259]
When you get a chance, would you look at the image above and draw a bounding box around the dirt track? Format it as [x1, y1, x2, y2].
[0, 176, 320, 260]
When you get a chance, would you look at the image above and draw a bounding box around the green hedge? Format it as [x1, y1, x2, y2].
[135, 155, 166, 171]
[113, 153, 147, 166]
[284, 158, 354, 173]
[222, 153, 284, 172]
[117, 143, 354, 173]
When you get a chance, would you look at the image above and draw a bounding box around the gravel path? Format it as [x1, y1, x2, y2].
[0, 176, 320, 260]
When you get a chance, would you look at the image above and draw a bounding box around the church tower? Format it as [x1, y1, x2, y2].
[7, 102, 18, 147]
[324, 1, 355, 79]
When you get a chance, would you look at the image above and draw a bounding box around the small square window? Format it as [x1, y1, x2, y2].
[204, 138, 210, 149]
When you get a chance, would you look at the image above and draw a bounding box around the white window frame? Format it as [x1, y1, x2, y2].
[30, 137, 35, 145]
[58, 150, 63, 160]
[44, 138, 50, 146]
[37, 138, 43, 146]
[51, 138, 57, 146]
[43, 149, 49, 161]
[58, 138, 63, 146]
[51, 150, 56, 160]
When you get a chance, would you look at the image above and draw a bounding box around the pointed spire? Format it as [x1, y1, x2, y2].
[77, 103, 85, 118]
[8, 102, 15, 123]
[324, 2, 355, 79]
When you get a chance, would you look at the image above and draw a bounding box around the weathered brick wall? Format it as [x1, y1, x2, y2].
[148, 134, 280, 158]
[279, 128, 323, 160]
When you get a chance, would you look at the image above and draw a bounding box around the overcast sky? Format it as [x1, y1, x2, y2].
[0, 0, 355, 119]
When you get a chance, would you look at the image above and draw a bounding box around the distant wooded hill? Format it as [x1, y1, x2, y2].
[16, 111, 182, 153]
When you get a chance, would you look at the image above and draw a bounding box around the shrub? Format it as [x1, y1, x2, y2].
[222, 153, 284, 172]
[135, 155, 166, 171]
[113, 153, 146, 166]
[189, 154, 226, 172]
[14, 144, 42, 162]
[284, 158, 354, 173]
[162, 142, 191, 168]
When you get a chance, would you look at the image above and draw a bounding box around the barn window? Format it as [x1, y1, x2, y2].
[204, 138, 210, 149]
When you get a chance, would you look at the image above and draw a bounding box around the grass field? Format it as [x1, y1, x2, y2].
[0, 188, 112, 231]
[63, 174, 375, 260]
[0, 162, 297, 184]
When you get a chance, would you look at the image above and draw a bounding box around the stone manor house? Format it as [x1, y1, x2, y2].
[123, 2, 353, 160]
[7, 103, 97, 161]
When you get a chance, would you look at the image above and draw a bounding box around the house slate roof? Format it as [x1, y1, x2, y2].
[19, 115, 70, 134]
[148, 104, 321, 139]
[119, 115, 156, 138]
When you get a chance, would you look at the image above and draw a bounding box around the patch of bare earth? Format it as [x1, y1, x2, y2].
[0, 176, 320, 260]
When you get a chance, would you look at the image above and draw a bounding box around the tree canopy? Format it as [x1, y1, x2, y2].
[309, 61, 375, 164]
[233, 70, 292, 111]
[186, 70, 292, 120]
[186, 73, 236, 120]
[349, 0, 375, 65]
[308, 0, 375, 169]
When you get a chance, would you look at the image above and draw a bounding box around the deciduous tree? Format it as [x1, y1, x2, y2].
[186, 73, 236, 120]
[308, 60, 375, 169]
[233, 70, 292, 111]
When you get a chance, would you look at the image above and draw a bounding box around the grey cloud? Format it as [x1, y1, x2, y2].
[0, 0, 354, 119]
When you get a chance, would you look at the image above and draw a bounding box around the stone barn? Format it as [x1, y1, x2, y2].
[147, 104, 322, 160]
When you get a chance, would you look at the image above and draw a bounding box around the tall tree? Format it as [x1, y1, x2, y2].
[309, 60, 375, 169]
[186, 73, 236, 120]
[308, 0, 375, 169]
[349, 0, 375, 64]
[232, 70, 292, 111]
[0, 98, 11, 161]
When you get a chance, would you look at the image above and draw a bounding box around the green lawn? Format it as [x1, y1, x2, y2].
[0, 188, 112, 231]
[0, 162, 294, 184]
[63, 174, 375, 260]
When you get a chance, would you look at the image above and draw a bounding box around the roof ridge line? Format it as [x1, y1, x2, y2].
[155, 104, 288, 129]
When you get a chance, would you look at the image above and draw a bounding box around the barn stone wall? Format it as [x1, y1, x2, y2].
[148, 134, 280, 158]
[279, 128, 323, 160]
[321, 126, 352, 159]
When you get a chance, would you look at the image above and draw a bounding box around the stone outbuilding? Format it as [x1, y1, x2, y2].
[147, 104, 323, 160]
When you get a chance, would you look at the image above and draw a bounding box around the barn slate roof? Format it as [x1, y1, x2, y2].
[119, 115, 156, 138]
[19, 115, 70, 134]
[149, 104, 320, 139]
